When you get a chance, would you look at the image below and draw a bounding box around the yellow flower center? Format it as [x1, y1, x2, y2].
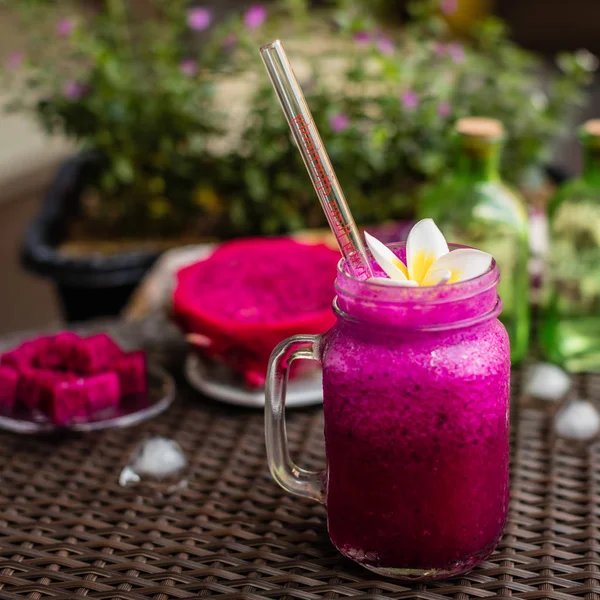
[446, 269, 462, 284]
[411, 250, 437, 285]
[392, 257, 409, 279]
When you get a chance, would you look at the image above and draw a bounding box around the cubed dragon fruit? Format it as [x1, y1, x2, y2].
[35, 332, 81, 370]
[17, 368, 75, 410]
[113, 351, 147, 396]
[39, 378, 86, 425]
[0, 366, 19, 411]
[84, 371, 121, 416]
[69, 334, 123, 374]
[40, 372, 121, 425]
[1, 339, 44, 370]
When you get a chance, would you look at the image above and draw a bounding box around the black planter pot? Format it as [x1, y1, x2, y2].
[21, 155, 162, 323]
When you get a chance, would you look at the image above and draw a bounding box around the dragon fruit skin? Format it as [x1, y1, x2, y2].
[40, 372, 121, 425]
[35, 332, 81, 370]
[0, 366, 19, 411]
[113, 351, 147, 396]
[69, 334, 123, 374]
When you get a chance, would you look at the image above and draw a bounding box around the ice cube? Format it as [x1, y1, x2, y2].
[524, 362, 571, 402]
[555, 400, 600, 441]
[119, 437, 187, 486]
[118, 466, 141, 487]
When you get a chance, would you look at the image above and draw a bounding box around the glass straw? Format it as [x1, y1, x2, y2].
[260, 40, 373, 280]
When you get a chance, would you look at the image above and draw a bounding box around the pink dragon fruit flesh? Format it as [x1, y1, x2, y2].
[1, 339, 45, 370]
[84, 371, 121, 416]
[40, 372, 121, 425]
[0, 366, 19, 411]
[17, 368, 75, 410]
[0, 331, 148, 424]
[69, 334, 123, 374]
[113, 351, 147, 397]
[39, 381, 87, 425]
[173, 238, 339, 387]
[35, 332, 81, 370]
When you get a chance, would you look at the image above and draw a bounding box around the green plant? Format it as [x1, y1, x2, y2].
[3, 0, 225, 237]
[2, 0, 596, 239]
[226, 0, 596, 234]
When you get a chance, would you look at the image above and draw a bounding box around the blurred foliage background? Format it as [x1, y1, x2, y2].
[1, 0, 596, 239]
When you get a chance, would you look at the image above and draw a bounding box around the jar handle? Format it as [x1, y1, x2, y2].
[265, 334, 324, 503]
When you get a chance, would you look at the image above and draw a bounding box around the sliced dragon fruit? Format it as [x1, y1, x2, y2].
[40, 372, 121, 425]
[17, 368, 75, 410]
[173, 238, 339, 386]
[35, 332, 81, 370]
[113, 351, 147, 396]
[70, 334, 123, 374]
[0, 366, 19, 411]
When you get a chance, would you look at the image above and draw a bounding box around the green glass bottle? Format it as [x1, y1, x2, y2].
[418, 117, 530, 363]
[541, 119, 600, 372]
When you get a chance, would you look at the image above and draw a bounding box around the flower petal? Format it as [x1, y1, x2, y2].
[369, 277, 418, 287]
[365, 232, 409, 280]
[406, 219, 449, 284]
[421, 268, 452, 286]
[425, 249, 492, 284]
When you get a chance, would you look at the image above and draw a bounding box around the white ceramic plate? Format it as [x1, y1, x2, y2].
[184, 354, 323, 408]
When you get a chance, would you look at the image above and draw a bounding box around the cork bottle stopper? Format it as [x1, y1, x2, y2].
[582, 119, 600, 137]
[455, 117, 505, 139]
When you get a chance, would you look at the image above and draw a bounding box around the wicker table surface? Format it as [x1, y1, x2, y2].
[0, 320, 599, 600]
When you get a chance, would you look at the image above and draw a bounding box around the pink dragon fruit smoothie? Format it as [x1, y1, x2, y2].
[320, 243, 510, 578]
[265, 241, 510, 579]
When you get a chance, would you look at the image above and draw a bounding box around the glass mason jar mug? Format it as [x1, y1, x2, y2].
[265, 244, 510, 580]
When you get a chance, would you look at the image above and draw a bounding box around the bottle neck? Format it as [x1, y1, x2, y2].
[583, 142, 600, 184]
[455, 137, 502, 181]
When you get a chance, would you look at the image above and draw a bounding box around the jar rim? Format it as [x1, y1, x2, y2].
[332, 295, 503, 332]
[335, 242, 500, 306]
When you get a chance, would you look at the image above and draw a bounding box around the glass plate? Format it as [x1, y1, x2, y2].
[0, 364, 175, 434]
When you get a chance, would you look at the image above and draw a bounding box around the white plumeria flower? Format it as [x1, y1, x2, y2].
[364, 232, 417, 287]
[365, 219, 492, 287]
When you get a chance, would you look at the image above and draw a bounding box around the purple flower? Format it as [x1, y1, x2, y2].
[437, 101, 451, 117]
[401, 91, 419, 111]
[377, 36, 394, 56]
[179, 58, 198, 76]
[63, 80, 88, 100]
[223, 33, 237, 49]
[56, 17, 76, 38]
[354, 31, 371, 46]
[244, 4, 267, 29]
[329, 113, 349, 132]
[187, 7, 212, 31]
[447, 42, 465, 64]
[440, 0, 458, 15]
[433, 42, 447, 58]
[5, 50, 23, 69]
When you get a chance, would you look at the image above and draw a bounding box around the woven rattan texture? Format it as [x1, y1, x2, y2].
[0, 334, 599, 599]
